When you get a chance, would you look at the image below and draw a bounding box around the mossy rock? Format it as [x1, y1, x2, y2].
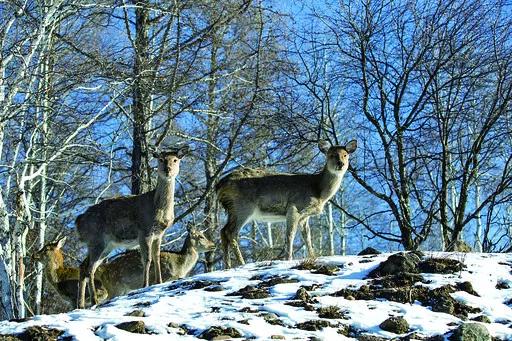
[285, 300, 315, 311]
[227, 285, 270, 299]
[260, 312, 286, 326]
[125, 309, 146, 317]
[418, 258, 464, 274]
[471, 315, 492, 324]
[258, 275, 299, 287]
[294, 287, 312, 302]
[449, 322, 491, 341]
[199, 326, 242, 340]
[379, 316, 409, 334]
[295, 320, 333, 331]
[116, 321, 147, 334]
[15, 326, 63, 341]
[368, 252, 422, 278]
[317, 306, 346, 319]
[358, 335, 389, 341]
[371, 272, 424, 288]
[0, 336, 21, 341]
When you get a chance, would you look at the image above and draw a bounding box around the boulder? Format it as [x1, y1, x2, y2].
[368, 252, 421, 278]
[450, 323, 491, 341]
[379, 316, 409, 334]
[358, 247, 381, 256]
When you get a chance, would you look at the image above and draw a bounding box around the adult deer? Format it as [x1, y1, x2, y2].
[77, 146, 189, 308]
[32, 237, 108, 309]
[216, 140, 357, 268]
[98, 228, 215, 298]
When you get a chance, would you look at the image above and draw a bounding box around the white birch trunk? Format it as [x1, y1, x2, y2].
[266, 223, 273, 248]
[327, 203, 334, 256]
[340, 205, 347, 256]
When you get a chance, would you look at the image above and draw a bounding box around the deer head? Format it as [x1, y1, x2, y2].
[153, 145, 190, 179]
[318, 140, 357, 173]
[188, 227, 216, 252]
[32, 236, 67, 265]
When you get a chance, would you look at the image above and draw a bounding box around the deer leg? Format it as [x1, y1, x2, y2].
[152, 236, 163, 284]
[80, 245, 105, 307]
[300, 217, 315, 258]
[140, 235, 152, 287]
[88, 260, 102, 305]
[78, 256, 89, 309]
[285, 207, 300, 261]
[221, 212, 251, 269]
[221, 219, 235, 269]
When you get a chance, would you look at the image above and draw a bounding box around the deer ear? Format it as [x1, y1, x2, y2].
[176, 145, 190, 159]
[56, 236, 67, 249]
[345, 140, 357, 154]
[318, 140, 331, 154]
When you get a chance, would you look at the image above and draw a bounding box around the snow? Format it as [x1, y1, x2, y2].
[0, 252, 511, 340]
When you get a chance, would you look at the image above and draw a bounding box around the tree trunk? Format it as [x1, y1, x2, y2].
[131, 0, 152, 195]
[203, 24, 220, 272]
[327, 203, 334, 256]
[266, 223, 273, 248]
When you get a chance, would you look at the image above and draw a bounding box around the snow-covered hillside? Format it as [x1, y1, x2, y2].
[1, 252, 511, 340]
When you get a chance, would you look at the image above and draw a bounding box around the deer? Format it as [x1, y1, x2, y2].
[98, 227, 215, 298]
[32, 236, 108, 309]
[216, 140, 357, 268]
[77, 146, 189, 308]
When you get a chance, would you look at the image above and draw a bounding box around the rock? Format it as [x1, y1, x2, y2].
[317, 305, 346, 319]
[450, 322, 491, 341]
[116, 321, 147, 334]
[495, 280, 510, 290]
[379, 316, 409, 334]
[226, 285, 270, 299]
[294, 287, 312, 302]
[418, 258, 463, 274]
[371, 272, 424, 288]
[125, 310, 146, 317]
[295, 320, 332, 331]
[15, 326, 63, 341]
[368, 252, 421, 278]
[456, 281, 479, 296]
[471, 315, 492, 324]
[270, 336, 285, 340]
[358, 247, 381, 256]
[358, 335, 389, 341]
[432, 298, 455, 315]
[260, 312, 286, 326]
[312, 264, 340, 275]
[0, 336, 21, 341]
[167, 322, 188, 335]
[258, 275, 299, 287]
[199, 326, 242, 340]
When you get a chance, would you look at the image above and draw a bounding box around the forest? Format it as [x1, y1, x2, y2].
[0, 0, 511, 320]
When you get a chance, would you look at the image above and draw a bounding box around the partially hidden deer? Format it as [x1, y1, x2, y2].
[77, 146, 189, 308]
[97, 228, 215, 298]
[216, 140, 357, 268]
[32, 237, 108, 309]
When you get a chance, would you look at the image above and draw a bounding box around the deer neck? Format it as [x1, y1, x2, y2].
[153, 175, 176, 227]
[318, 166, 346, 202]
[44, 252, 64, 285]
[177, 237, 199, 272]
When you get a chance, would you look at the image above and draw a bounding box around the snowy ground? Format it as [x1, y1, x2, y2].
[1, 252, 512, 340]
